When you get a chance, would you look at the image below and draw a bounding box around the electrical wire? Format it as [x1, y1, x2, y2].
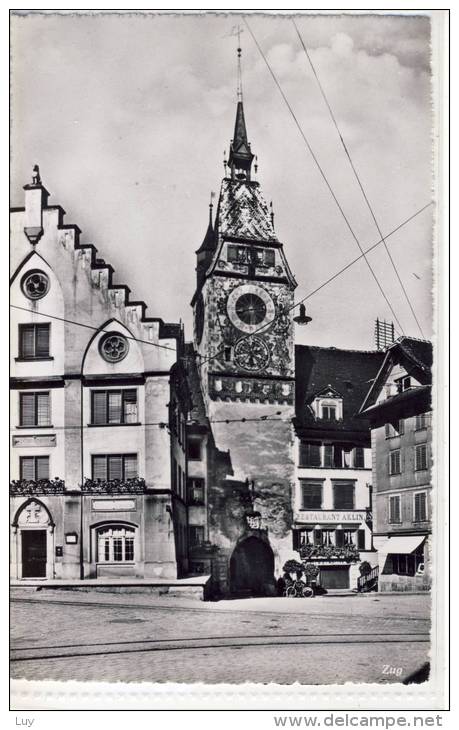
[10, 305, 178, 353]
[10, 205, 432, 373]
[198, 201, 432, 369]
[243, 17, 405, 335]
[291, 18, 426, 339]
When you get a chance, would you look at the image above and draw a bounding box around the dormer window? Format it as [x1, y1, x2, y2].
[310, 387, 343, 421]
[321, 404, 337, 420]
[395, 375, 412, 393]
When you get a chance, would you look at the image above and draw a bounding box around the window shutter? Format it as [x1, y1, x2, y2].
[354, 447, 365, 468]
[20, 325, 35, 358]
[357, 529, 366, 550]
[335, 529, 344, 547]
[313, 528, 323, 546]
[36, 393, 50, 426]
[108, 455, 123, 480]
[108, 391, 122, 424]
[92, 456, 107, 481]
[36, 324, 50, 357]
[20, 457, 35, 480]
[36, 456, 49, 480]
[292, 530, 301, 551]
[123, 455, 137, 480]
[92, 392, 107, 425]
[333, 482, 355, 509]
[20, 393, 36, 426]
[333, 446, 343, 468]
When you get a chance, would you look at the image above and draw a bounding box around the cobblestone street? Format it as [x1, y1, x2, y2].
[10, 589, 430, 685]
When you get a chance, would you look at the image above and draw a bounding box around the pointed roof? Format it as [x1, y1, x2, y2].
[196, 215, 215, 254]
[228, 101, 254, 172]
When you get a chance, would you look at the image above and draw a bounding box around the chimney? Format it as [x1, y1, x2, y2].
[23, 165, 49, 246]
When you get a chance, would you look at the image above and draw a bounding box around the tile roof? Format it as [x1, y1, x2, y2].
[295, 345, 384, 434]
[216, 179, 276, 242]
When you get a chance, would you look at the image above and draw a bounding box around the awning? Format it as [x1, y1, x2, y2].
[379, 535, 426, 555]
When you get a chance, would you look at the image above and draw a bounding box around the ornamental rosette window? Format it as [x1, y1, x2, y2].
[21, 270, 50, 300]
[99, 332, 129, 363]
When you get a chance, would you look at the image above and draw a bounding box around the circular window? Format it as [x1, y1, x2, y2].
[21, 270, 50, 300]
[99, 332, 129, 363]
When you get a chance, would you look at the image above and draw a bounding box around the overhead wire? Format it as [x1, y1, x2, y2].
[291, 18, 426, 339]
[197, 201, 432, 369]
[243, 16, 406, 335]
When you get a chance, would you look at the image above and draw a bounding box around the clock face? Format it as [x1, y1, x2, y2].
[234, 336, 270, 372]
[195, 293, 204, 345]
[227, 284, 275, 334]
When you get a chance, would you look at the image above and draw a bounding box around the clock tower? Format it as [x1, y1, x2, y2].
[190, 49, 297, 595]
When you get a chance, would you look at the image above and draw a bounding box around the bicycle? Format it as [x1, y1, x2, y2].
[285, 578, 314, 598]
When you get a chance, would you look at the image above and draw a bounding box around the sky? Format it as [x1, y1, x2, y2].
[10, 11, 434, 351]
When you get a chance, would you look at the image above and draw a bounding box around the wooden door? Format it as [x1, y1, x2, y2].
[22, 530, 47, 578]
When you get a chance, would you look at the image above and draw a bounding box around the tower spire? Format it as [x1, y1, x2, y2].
[228, 30, 254, 182]
[236, 26, 243, 102]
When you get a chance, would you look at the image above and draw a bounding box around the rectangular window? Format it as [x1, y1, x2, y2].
[300, 481, 323, 509]
[91, 390, 138, 425]
[389, 450, 401, 475]
[19, 323, 50, 359]
[415, 444, 428, 471]
[91, 454, 138, 481]
[323, 444, 334, 468]
[188, 525, 205, 547]
[396, 375, 412, 393]
[299, 442, 321, 467]
[354, 447, 365, 468]
[342, 449, 352, 468]
[416, 413, 428, 430]
[187, 437, 202, 461]
[188, 478, 205, 504]
[389, 494, 401, 523]
[20, 455, 50, 481]
[321, 405, 336, 420]
[19, 392, 50, 427]
[227, 245, 238, 262]
[332, 481, 355, 510]
[264, 249, 275, 266]
[392, 550, 424, 577]
[299, 529, 314, 546]
[414, 492, 427, 522]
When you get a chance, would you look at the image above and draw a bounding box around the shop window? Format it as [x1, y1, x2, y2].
[391, 546, 424, 576]
[332, 481, 355, 510]
[188, 478, 205, 505]
[187, 437, 202, 461]
[299, 442, 321, 467]
[91, 389, 138, 425]
[20, 455, 50, 481]
[415, 444, 428, 471]
[19, 323, 50, 359]
[19, 391, 50, 427]
[92, 454, 138, 481]
[300, 481, 323, 509]
[414, 491, 428, 522]
[97, 525, 135, 563]
[389, 494, 401, 523]
[389, 450, 401, 475]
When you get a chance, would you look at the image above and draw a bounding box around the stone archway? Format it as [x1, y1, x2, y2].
[229, 536, 275, 597]
[11, 499, 55, 579]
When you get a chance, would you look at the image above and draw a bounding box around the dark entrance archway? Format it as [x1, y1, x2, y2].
[229, 536, 275, 596]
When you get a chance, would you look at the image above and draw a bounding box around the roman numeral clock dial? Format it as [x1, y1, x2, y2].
[227, 284, 275, 372]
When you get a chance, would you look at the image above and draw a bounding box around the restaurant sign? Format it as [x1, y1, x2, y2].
[299, 511, 367, 523]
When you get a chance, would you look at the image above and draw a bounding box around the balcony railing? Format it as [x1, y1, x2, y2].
[81, 478, 147, 494]
[10, 478, 66, 496]
[299, 543, 360, 562]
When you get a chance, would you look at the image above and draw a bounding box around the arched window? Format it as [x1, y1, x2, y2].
[97, 525, 135, 563]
